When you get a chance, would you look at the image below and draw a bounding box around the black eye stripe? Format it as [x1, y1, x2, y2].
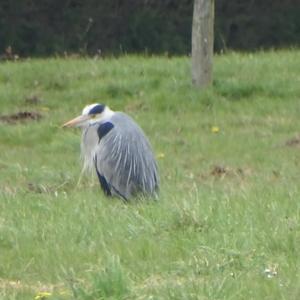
[89, 104, 105, 115]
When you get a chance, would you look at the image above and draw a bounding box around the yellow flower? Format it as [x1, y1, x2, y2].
[157, 152, 165, 159]
[34, 291, 52, 300]
[211, 126, 220, 133]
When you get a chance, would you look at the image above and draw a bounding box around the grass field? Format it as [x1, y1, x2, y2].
[0, 50, 300, 299]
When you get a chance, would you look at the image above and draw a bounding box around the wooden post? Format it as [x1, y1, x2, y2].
[191, 0, 214, 88]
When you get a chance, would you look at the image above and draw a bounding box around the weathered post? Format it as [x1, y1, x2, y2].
[192, 0, 215, 88]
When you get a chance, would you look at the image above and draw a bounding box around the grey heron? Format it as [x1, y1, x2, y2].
[63, 103, 159, 200]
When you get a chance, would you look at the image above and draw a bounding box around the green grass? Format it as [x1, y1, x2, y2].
[1, 50, 300, 299]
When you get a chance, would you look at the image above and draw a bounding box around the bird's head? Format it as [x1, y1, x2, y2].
[62, 103, 114, 128]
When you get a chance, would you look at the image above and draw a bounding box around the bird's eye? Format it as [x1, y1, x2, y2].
[90, 114, 97, 119]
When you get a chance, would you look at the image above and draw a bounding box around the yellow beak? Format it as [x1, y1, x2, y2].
[62, 115, 90, 128]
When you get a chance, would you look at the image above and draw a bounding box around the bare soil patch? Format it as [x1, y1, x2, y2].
[209, 165, 252, 179]
[0, 111, 42, 124]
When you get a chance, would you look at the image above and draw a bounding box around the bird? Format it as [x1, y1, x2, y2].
[63, 103, 159, 201]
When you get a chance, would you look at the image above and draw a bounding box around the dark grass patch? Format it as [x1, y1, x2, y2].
[104, 83, 136, 98]
[285, 136, 300, 147]
[0, 111, 42, 124]
[214, 80, 265, 101]
[24, 95, 43, 105]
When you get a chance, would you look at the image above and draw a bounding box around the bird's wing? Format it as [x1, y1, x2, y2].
[94, 113, 159, 199]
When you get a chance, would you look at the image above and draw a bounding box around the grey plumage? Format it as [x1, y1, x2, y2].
[64, 104, 159, 200]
